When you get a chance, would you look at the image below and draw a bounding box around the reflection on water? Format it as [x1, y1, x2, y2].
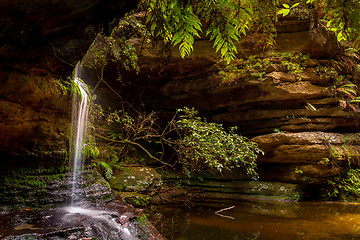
[145, 201, 360, 240]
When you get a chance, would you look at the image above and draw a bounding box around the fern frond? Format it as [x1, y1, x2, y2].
[171, 4, 202, 58]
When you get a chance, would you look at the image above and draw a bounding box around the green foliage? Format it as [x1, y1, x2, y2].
[83, 33, 139, 73]
[247, 0, 278, 49]
[274, 128, 284, 133]
[84, 144, 100, 159]
[140, 0, 360, 62]
[277, 3, 300, 17]
[328, 168, 360, 198]
[82, 14, 143, 76]
[122, 193, 151, 207]
[323, 138, 360, 199]
[218, 52, 309, 82]
[79, 0, 360, 68]
[142, 0, 276, 63]
[305, 0, 360, 48]
[294, 167, 303, 175]
[98, 161, 113, 181]
[323, 63, 360, 112]
[94, 106, 263, 179]
[173, 107, 263, 179]
[170, 5, 201, 58]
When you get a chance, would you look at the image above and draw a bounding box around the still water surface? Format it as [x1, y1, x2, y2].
[145, 200, 360, 240]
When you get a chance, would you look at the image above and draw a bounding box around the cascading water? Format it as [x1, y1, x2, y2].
[69, 69, 89, 205]
[61, 64, 164, 240]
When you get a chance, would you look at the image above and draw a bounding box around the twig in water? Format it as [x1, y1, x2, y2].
[215, 206, 235, 220]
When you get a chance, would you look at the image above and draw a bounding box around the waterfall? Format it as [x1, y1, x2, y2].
[70, 66, 90, 205]
[64, 65, 163, 240]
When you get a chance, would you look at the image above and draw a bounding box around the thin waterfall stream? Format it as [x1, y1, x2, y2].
[70, 74, 89, 205]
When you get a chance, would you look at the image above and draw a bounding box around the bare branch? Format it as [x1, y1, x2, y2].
[215, 206, 235, 220]
[94, 133, 174, 168]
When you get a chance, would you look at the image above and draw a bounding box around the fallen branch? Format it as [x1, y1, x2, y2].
[215, 206, 235, 220]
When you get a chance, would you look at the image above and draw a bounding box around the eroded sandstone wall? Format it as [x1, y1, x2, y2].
[110, 15, 360, 201]
[0, 0, 139, 167]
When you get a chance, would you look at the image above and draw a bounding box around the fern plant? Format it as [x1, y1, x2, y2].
[98, 161, 113, 181]
[171, 5, 202, 58]
[142, 0, 272, 64]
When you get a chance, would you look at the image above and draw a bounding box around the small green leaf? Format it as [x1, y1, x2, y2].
[305, 102, 317, 111]
[291, 3, 300, 8]
[327, 20, 332, 28]
[278, 8, 290, 16]
[150, 22, 157, 32]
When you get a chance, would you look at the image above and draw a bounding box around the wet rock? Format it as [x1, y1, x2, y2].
[251, 132, 360, 185]
[0, 205, 164, 240]
[0, 166, 112, 208]
[156, 168, 304, 202]
[109, 167, 163, 194]
[258, 163, 341, 184]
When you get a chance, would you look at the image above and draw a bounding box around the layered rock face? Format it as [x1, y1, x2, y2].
[254, 132, 360, 183]
[115, 16, 360, 201]
[0, 72, 71, 164]
[125, 17, 357, 137]
[158, 57, 359, 136]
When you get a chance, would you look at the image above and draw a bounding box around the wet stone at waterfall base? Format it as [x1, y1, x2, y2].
[0, 202, 163, 239]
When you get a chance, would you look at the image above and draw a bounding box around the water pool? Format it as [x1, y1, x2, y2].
[145, 200, 360, 240]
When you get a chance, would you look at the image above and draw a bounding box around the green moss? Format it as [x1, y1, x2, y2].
[218, 52, 310, 83]
[84, 144, 100, 160]
[118, 192, 151, 207]
[3, 170, 66, 190]
[57, 77, 72, 96]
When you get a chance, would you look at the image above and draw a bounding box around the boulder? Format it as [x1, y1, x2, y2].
[109, 167, 163, 194]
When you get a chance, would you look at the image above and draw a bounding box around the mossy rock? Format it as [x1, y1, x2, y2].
[0, 165, 112, 209]
[117, 192, 151, 207]
[109, 166, 163, 194]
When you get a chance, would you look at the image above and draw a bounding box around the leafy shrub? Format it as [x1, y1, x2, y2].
[94, 107, 263, 179]
[172, 107, 263, 179]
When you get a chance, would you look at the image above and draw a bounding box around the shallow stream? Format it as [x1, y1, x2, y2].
[145, 200, 360, 240]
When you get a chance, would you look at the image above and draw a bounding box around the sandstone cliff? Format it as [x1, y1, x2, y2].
[0, 0, 139, 166]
